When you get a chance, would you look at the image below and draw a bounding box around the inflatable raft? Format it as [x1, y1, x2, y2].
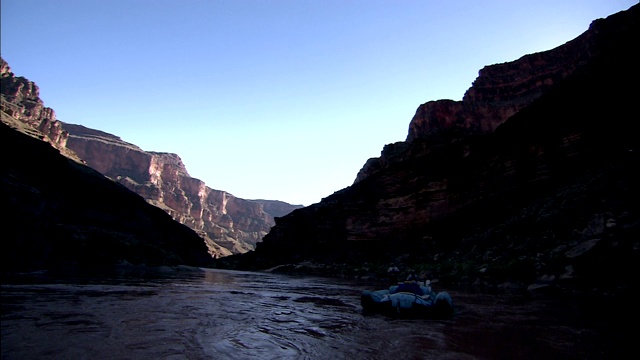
[361, 282, 454, 319]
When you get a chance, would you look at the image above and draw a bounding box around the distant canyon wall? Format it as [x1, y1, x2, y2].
[62, 123, 284, 258]
[1, 57, 302, 258]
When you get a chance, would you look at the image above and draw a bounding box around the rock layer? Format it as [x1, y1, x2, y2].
[60, 123, 300, 258]
[1, 59, 78, 160]
[1, 56, 302, 259]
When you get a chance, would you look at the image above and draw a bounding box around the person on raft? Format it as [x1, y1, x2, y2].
[391, 271, 424, 296]
[387, 265, 400, 286]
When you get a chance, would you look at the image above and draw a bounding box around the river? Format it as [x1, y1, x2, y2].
[0, 267, 627, 359]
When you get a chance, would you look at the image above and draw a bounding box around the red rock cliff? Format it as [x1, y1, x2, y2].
[1, 58, 73, 158]
[61, 123, 282, 257]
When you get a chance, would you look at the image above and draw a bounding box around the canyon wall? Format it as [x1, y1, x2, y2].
[1, 57, 302, 259]
[61, 123, 302, 257]
[1, 59, 78, 161]
[2, 59, 212, 270]
[355, 12, 615, 184]
[229, 5, 640, 295]
[1, 119, 214, 271]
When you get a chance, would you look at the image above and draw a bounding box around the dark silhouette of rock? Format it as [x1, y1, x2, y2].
[0, 118, 213, 273]
[225, 4, 640, 297]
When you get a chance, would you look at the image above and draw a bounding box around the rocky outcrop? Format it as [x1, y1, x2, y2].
[226, 5, 640, 297]
[251, 199, 304, 219]
[355, 8, 630, 183]
[1, 58, 78, 160]
[406, 29, 593, 141]
[2, 59, 213, 271]
[61, 123, 294, 257]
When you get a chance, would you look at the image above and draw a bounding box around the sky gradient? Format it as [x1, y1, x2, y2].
[2, 0, 636, 206]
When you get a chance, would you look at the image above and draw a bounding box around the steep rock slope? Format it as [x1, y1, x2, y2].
[356, 6, 631, 183]
[1, 59, 78, 161]
[1, 114, 213, 273]
[228, 5, 640, 296]
[61, 123, 294, 257]
[1, 57, 302, 258]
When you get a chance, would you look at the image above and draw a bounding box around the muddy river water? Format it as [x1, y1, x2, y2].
[1, 267, 628, 359]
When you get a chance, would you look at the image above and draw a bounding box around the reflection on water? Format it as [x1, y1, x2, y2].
[1, 267, 624, 359]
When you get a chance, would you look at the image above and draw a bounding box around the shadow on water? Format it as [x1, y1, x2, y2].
[1, 267, 631, 359]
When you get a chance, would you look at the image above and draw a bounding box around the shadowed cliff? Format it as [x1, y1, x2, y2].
[0, 117, 214, 273]
[222, 4, 640, 297]
[1, 57, 302, 259]
[1, 58, 217, 273]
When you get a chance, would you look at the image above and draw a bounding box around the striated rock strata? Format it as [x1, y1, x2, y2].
[1, 109, 213, 272]
[60, 123, 301, 258]
[1, 58, 79, 161]
[1, 56, 302, 259]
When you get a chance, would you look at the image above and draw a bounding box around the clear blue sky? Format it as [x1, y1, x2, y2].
[2, 1, 636, 206]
